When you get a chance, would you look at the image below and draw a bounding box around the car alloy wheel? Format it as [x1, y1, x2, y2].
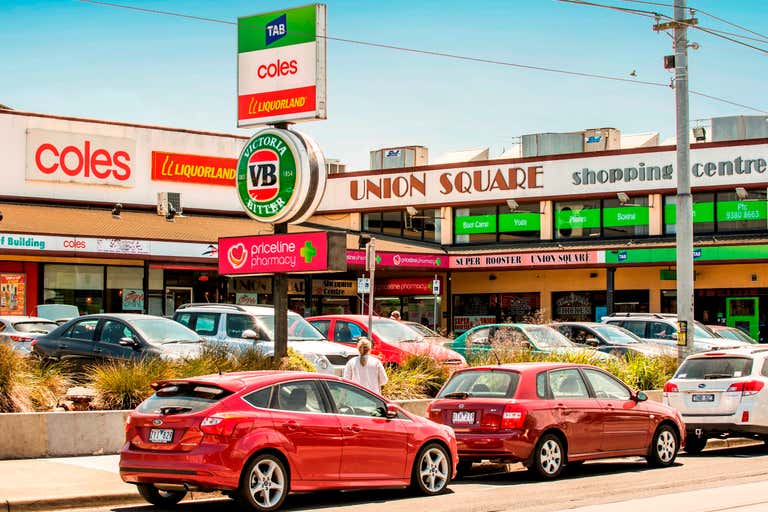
[240, 454, 288, 512]
[647, 425, 679, 467]
[412, 443, 450, 495]
[531, 433, 564, 479]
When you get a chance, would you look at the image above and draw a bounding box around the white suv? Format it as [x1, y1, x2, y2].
[173, 303, 358, 376]
[602, 313, 748, 353]
[663, 347, 768, 453]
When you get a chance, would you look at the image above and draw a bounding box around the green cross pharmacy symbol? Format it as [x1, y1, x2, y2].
[300, 241, 317, 263]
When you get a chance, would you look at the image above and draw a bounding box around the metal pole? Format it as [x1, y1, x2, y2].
[367, 238, 376, 340]
[433, 273, 438, 332]
[674, 0, 694, 363]
[273, 222, 288, 360]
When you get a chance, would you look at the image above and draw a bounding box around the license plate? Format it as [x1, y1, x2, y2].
[692, 394, 715, 402]
[148, 428, 174, 443]
[452, 411, 476, 425]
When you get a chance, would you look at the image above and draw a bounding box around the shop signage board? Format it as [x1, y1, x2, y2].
[237, 4, 327, 127]
[451, 250, 604, 269]
[606, 244, 768, 264]
[455, 214, 496, 235]
[151, 151, 237, 187]
[555, 208, 600, 230]
[716, 200, 768, 222]
[602, 206, 649, 227]
[453, 315, 497, 333]
[218, 231, 346, 275]
[664, 202, 715, 224]
[25, 129, 135, 187]
[121, 289, 145, 310]
[346, 250, 448, 269]
[313, 279, 356, 296]
[499, 212, 541, 232]
[375, 277, 441, 296]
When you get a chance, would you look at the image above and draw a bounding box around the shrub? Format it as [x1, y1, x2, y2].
[89, 358, 174, 410]
[0, 345, 71, 412]
[382, 355, 450, 400]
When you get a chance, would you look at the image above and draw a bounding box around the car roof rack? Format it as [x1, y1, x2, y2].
[176, 303, 275, 312]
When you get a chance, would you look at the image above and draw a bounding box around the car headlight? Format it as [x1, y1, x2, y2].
[312, 354, 330, 370]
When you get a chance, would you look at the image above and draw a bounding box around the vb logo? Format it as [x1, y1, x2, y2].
[247, 149, 280, 201]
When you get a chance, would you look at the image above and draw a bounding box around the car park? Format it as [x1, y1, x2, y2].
[32, 313, 204, 362]
[445, 323, 611, 360]
[663, 347, 768, 453]
[709, 325, 758, 344]
[120, 371, 458, 511]
[306, 314, 467, 368]
[602, 313, 748, 352]
[427, 362, 683, 479]
[552, 321, 676, 358]
[0, 315, 60, 355]
[173, 304, 358, 375]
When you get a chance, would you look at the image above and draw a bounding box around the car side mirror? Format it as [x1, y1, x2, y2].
[242, 329, 260, 340]
[634, 391, 648, 402]
[671, 332, 678, 340]
[118, 337, 140, 349]
[385, 404, 399, 419]
[585, 337, 599, 347]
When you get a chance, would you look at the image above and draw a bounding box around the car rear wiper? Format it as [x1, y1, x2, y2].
[160, 406, 192, 415]
[443, 392, 469, 399]
[703, 373, 732, 379]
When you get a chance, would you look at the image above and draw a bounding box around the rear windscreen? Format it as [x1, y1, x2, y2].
[675, 357, 753, 380]
[137, 383, 232, 414]
[438, 370, 520, 398]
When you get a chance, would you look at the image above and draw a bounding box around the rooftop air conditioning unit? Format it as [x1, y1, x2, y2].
[157, 192, 182, 216]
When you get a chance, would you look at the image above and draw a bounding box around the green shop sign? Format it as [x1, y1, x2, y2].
[238, 5, 317, 52]
[556, 208, 600, 230]
[664, 202, 714, 224]
[499, 213, 541, 232]
[716, 200, 768, 222]
[455, 214, 496, 235]
[606, 244, 768, 264]
[602, 206, 649, 228]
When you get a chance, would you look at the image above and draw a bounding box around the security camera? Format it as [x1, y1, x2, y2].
[406, 206, 418, 216]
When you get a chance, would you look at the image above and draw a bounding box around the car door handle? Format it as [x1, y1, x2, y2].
[282, 421, 299, 431]
[346, 424, 362, 433]
[58, 343, 69, 349]
[93, 348, 103, 353]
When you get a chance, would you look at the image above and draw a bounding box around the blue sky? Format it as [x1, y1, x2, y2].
[2, 0, 766, 170]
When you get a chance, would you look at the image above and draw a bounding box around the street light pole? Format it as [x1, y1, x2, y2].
[366, 237, 376, 339]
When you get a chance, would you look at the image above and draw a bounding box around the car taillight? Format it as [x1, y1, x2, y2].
[501, 404, 526, 430]
[9, 335, 33, 342]
[727, 380, 764, 396]
[663, 382, 679, 393]
[30, 339, 38, 348]
[200, 414, 245, 437]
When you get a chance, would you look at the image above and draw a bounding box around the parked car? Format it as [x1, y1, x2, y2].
[402, 321, 452, 345]
[306, 314, 467, 368]
[551, 321, 676, 358]
[173, 304, 358, 375]
[602, 313, 748, 352]
[0, 316, 60, 355]
[709, 325, 758, 344]
[32, 313, 204, 362]
[663, 347, 768, 454]
[445, 323, 611, 360]
[427, 362, 684, 479]
[120, 371, 458, 511]
[36, 304, 80, 325]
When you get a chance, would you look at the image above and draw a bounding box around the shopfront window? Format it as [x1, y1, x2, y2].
[106, 266, 144, 313]
[454, 206, 497, 244]
[555, 200, 601, 239]
[664, 193, 715, 234]
[43, 264, 104, 315]
[452, 294, 498, 333]
[602, 197, 649, 238]
[364, 210, 441, 243]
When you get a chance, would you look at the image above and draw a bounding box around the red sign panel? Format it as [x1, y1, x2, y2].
[218, 232, 330, 275]
[347, 251, 447, 269]
[151, 151, 237, 186]
[238, 85, 317, 123]
[375, 277, 440, 296]
[0, 273, 26, 316]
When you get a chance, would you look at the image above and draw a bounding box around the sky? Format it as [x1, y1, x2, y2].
[2, 0, 767, 171]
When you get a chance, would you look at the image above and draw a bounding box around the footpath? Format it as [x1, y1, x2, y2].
[0, 439, 757, 512]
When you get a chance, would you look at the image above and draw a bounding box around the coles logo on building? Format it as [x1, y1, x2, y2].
[25, 129, 136, 187]
[247, 148, 281, 201]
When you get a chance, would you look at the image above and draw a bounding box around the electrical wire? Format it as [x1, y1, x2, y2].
[75, 0, 766, 113]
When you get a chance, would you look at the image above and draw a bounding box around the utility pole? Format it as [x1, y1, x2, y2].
[656, 1, 697, 363]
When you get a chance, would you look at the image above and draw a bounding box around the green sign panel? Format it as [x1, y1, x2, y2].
[606, 244, 768, 264]
[238, 5, 317, 52]
[602, 206, 649, 228]
[664, 202, 714, 224]
[499, 213, 541, 232]
[455, 214, 496, 235]
[716, 200, 768, 222]
[556, 208, 600, 230]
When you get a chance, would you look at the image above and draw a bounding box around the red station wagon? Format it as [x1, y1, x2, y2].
[120, 371, 458, 511]
[307, 314, 467, 367]
[427, 363, 684, 479]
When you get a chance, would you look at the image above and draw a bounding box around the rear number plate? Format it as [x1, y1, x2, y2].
[692, 394, 715, 402]
[452, 411, 476, 424]
[148, 428, 174, 443]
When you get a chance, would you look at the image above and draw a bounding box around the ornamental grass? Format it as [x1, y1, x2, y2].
[0, 344, 71, 412]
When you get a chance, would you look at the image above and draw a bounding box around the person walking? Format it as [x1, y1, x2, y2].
[343, 337, 388, 395]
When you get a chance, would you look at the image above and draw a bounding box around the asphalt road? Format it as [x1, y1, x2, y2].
[65, 443, 768, 512]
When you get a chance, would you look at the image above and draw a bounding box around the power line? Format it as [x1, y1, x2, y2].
[693, 25, 768, 56]
[75, 0, 766, 113]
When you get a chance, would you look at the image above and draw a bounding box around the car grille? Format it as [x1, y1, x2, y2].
[326, 354, 354, 366]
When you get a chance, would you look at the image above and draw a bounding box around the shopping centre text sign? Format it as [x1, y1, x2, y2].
[218, 232, 346, 275]
[237, 4, 327, 127]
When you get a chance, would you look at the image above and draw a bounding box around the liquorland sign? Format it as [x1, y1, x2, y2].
[237, 4, 327, 127]
[317, 141, 768, 211]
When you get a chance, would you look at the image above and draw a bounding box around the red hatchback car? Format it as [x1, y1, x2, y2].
[427, 363, 684, 479]
[120, 371, 457, 511]
[306, 314, 467, 368]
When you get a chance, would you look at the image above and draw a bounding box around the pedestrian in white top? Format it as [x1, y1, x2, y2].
[343, 337, 388, 395]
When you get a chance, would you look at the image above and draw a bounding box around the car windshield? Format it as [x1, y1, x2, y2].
[592, 325, 642, 345]
[675, 356, 753, 379]
[523, 325, 575, 348]
[253, 315, 325, 341]
[137, 383, 232, 414]
[131, 318, 202, 344]
[12, 321, 58, 333]
[694, 321, 717, 338]
[438, 369, 520, 398]
[405, 322, 438, 337]
[373, 319, 424, 343]
[36, 304, 79, 321]
[717, 328, 757, 344]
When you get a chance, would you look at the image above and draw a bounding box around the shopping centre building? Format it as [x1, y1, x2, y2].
[2, 108, 767, 341]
